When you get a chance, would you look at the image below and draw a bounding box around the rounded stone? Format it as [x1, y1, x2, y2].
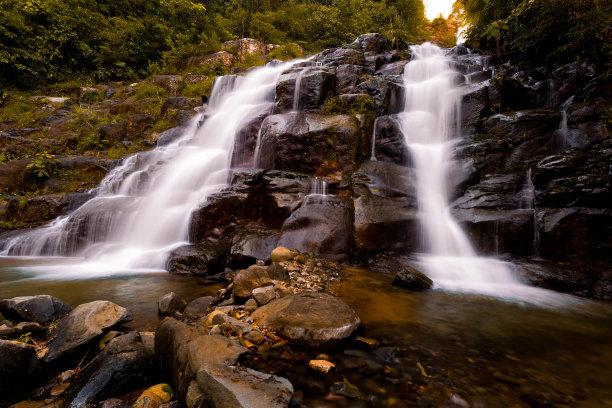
[270, 247, 293, 263]
[251, 293, 361, 347]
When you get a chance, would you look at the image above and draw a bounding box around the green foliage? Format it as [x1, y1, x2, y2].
[267, 44, 303, 61]
[0, 0, 429, 90]
[181, 78, 215, 98]
[26, 151, 60, 179]
[456, 0, 612, 67]
[81, 89, 104, 105]
[132, 84, 170, 101]
[323, 95, 377, 115]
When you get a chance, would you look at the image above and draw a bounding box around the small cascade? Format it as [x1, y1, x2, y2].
[292, 68, 306, 112]
[370, 117, 380, 161]
[518, 168, 540, 255]
[546, 79, 556, 107]
[309, 177, 328, 196]
[1, 60, 301, 273]
[519, 168, 536, 210]
[554, 110, 569, 152]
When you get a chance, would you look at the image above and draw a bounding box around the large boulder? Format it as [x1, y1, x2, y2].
[277, 195, 353, 263]
[181, 52, 235, 70]
[166, 242, 231, 277]
[63, 332, 155, 408]
[195, 363, 293, 408]
[158, 292, 187, 315]
[155, 319, 248, 403]
[222, 38, 266, 62]
[0, 340, 43, 404]
[189, 170, 307, 243]
[257, 113, 366, 176]
[251, 293, 361, 347]
[0, 294, 71, 324]
[228, 231, 280, 268]
[43, 301, 133, 363]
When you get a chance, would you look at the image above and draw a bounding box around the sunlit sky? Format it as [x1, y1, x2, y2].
[424, 0, 455, 20]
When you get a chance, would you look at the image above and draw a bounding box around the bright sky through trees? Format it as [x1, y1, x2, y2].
[424, 0, 454, 20]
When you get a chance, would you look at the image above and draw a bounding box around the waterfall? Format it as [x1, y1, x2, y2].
[555, 110, 569, 151]
[1, 61, 298, 275]
[398, 43, 537, 298]
[519, 168, 540, 255]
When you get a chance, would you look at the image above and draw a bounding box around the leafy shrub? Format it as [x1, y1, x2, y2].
[268, 44, 304, 61]
[26, 152, 60, 179]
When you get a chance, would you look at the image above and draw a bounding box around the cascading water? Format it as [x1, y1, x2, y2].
[399, 43, 561, 302]
[1, 61, 298, 277]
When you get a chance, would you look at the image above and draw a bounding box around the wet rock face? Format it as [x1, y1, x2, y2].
[0, 294, 71, 324]
[278, 195, 353, 263]
[258, 113, 365, 176]
[252, 292, 361, 347]
[274, 67, 336, 113]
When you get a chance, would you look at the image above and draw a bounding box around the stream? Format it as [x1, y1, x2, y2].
[2, 258, 611, 407]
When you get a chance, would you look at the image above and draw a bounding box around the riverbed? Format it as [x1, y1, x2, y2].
[1, 258, 611, 407]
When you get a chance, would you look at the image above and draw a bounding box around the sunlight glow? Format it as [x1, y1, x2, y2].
[424, 0, 455, 20]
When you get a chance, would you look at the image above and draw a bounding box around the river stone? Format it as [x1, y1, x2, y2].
[0, 295, 71, 324]
[184, 296, 214, 316]
[0, 321, 46, 338]
[233, 264, 289, 301]
[155, 318, 248, 403]
[392, 265, 433, 291]
[63, 332, 155, 408]
[252, 293, 361, 347]
[0, 340, 43, 402]
[252, 286, 276, 306]
[270, 246, 293, 263]
[196, 363, 293, 408]
[158, 292, 187, 315]
[43, 300, 133, 363]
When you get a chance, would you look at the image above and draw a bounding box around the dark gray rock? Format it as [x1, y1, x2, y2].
[392, 265, 433, 291]
[228, 231, 280, 269]
[166, 242, 231, 277]
[43, 300, 132, 363]
[0, 321, 46, 338]
[336, 64, 368, 94]
[258, 113, 365, 176]
[0, 294, 71, 324]
[157, 127, 187, 146]
[63, 332, 155, 408]
[195, 363, 293, 408]
[352, 160, 420, 254]
[252, 293, 361, 347]
[184, 296, 214, 316]
[278, 195, 353, 263]
[158, 292, 188, 315]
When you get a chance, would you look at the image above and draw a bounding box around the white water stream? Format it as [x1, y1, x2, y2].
[399, 43, 565, 303]
[0, 61, 298, 278]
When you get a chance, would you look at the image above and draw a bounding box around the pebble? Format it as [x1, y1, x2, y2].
[244, 298, 258, 313]
[309, 359, 336, 374]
